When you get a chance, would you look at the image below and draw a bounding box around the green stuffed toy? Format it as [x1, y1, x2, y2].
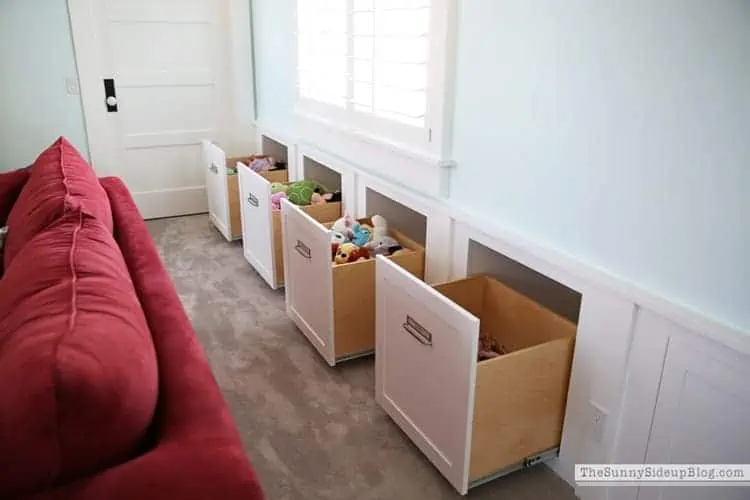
[271, 182, 288, 194]
[285, 180, 328, 206]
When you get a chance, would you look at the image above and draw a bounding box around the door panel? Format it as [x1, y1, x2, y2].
[125, 144, 204, 192]
[119, 86, 215, 134]
[281, 199, 334, 365]
[201, 140, 229, 238]
[109, 22, 213, 72]
[375, 256, 479, 494]
[238, 162, 274, 287]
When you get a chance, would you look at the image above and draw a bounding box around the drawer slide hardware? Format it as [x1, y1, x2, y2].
[295, 240, 312, 259]
[403, 315, 432, 346]
[247, 193, 259, 207]
[469, 448, 559, 490]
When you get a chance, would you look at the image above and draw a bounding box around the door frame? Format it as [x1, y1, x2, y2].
[67, 0, 257, 174]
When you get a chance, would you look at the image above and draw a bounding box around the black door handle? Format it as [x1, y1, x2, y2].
[104, 78, 118, 112]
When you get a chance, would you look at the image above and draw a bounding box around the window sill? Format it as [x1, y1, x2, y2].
[295, 110, 455, 198]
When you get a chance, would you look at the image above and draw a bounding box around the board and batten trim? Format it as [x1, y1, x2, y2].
[448, 202, 750, 356]
[255, 119, 748, 354]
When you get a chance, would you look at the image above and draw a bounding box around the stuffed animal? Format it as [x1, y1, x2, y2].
[311, 192, 333, 205]
[478, 334, 505, 361]
[334, 243, 370, 265]
[249, 156, 274, 173]
[286, 180, 328, 206]
[332, 215, 357, 241]
[370, 215, 388, 242]
[330, 231, 347, 246]
[271, 182, 288, 194]
[352, 224, 372, 247]
[271, 192, 287, 211]
[331, 243, 339, 260]
[365, 215, 399, 254]
[369, 236, 402, 256]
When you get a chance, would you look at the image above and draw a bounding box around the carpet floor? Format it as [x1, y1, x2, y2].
[147, 214, 577, 500]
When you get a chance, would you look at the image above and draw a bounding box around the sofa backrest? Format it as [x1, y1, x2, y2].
[0, 167, 30, 227]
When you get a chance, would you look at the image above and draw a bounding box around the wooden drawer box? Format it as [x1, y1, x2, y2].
[238, 161, 341, 289]
[375, 256, 576, 494]
[281, 199, 425, 366]
[202, 140, 288, 242]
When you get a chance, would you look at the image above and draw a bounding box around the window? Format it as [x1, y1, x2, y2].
[296, 0, 448, 155]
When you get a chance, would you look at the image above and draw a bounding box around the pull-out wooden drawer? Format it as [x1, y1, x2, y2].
[281, 199, 425, 366]
[375, 256, 576, 494]
[238, 162, 340, 289]
[202, 140, 288, 242]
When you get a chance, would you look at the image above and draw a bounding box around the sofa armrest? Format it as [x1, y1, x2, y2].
[0, 168, 30, 226]
[26, 177, 263, 500]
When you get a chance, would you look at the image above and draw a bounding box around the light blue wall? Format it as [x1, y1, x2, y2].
[253, 0, 749, 332]
[252, 0, 297, 133]
[450, 0, 749, 331]
[0, 0, 89, 171]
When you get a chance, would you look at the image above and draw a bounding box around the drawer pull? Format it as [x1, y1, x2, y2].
[295, 240, 312, 259]
[403, 315, 432, 346]
[247, 193, 259, 207]
[209, 163, 219, 174]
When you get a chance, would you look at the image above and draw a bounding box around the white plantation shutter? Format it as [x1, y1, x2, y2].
[297, 0, 433, 148]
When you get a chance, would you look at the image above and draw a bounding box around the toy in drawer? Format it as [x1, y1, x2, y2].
[281, 199, 425, 366]
[238, 162, 341, 289]
[202, 140, 288, 242]
[375, 256, 576, 494]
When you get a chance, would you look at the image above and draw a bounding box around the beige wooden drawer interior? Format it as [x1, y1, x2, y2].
[281, 200, 425, 366]
[238, 162, 340, 289]
[375, 256, 578, 494]
[201, 139, 289, 242]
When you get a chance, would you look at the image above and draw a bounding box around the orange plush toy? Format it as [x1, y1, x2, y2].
[334, 243, 370, 265]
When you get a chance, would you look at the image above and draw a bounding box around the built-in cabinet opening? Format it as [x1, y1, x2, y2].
[302, 156, 342, 193]
[467, 239, 582, 323]
[364, 187, 427, 246]
[260, 135, 289, 169]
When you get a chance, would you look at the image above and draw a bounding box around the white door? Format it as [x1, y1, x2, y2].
[69, 0, 235, 219]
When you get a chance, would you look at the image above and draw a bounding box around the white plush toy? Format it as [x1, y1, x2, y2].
[365, 215, 402, 255]
[369, 215, 387, 243]
[331, 214, 356, 241]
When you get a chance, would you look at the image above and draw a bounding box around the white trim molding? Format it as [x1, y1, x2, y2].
[296, 111, 456, 199]
[447, 201, 750, 354]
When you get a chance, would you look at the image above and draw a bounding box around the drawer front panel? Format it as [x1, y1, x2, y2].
[201, 140, 229, 235]
[238, 162, 275, 287]
[375, 256, 479, 494]
[281, 199, 334, 365]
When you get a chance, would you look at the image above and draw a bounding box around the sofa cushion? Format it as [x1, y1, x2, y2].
[0, 167, 30, 227]
[3, 137, 112, 269]
[0, 212, 158, 498]
[0, 168, 30, 278]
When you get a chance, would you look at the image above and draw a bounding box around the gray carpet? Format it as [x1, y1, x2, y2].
[146, 214, 577, 500]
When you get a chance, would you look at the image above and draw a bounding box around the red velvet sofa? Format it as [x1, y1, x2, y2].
[0, 139, 264, 500]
